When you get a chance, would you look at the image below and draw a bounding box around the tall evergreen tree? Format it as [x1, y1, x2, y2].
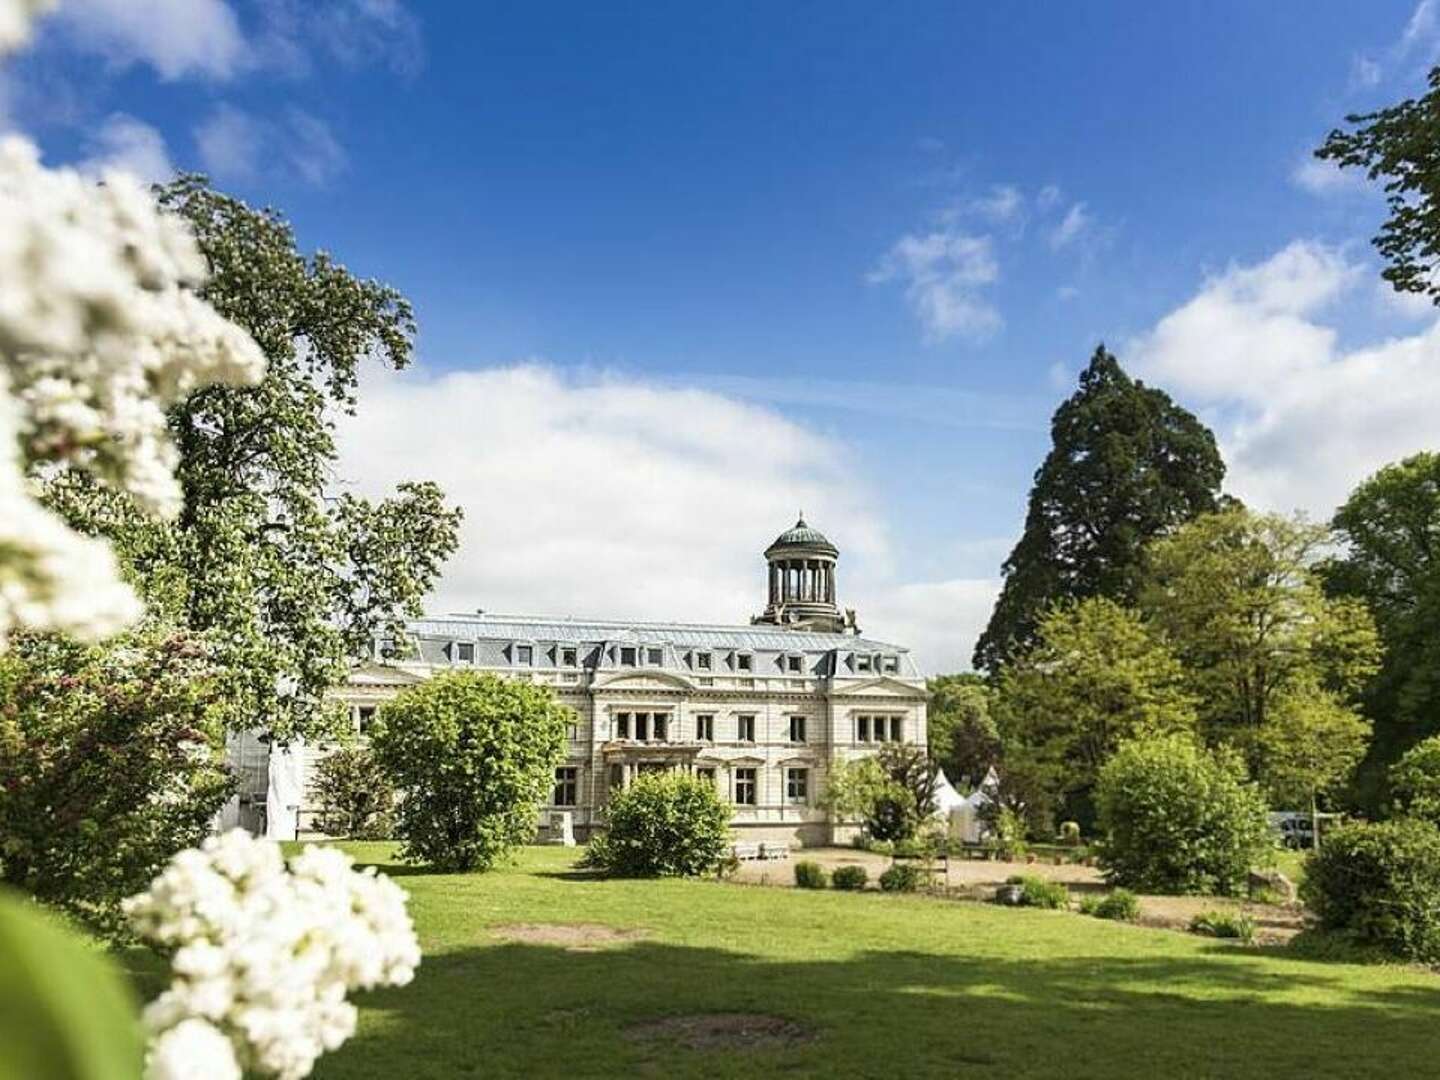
[972, 345, 1224, 673]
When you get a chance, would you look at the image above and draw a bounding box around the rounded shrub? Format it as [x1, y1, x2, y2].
[369, 671, 569, 872]
[832, 865, 869, 891]
[591, 771, 732, 878]
[1004, 875, 1069, 909]
[878, 863, 927, 893]
[1080, 888, 1140, 921]
[1095, 734, 1271, 896]
[1301, 818, 1440, 962]
[794, 861, 829, 889]
[1390, 736, 1440, 825]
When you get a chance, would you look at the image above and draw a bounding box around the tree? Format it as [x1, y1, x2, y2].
[1095, 734, 1272, 896]
[993, 597, 1198, 828]
[587, 772, 731, 877]
[1140, 509, 1380, 775]
[312, 746, 396, 838]
[1390, 736, 1440, 826]
[0, 628, 234, 938]
[822, 744, 939, 842]
[1327, 453, 1440, 810]
[1256, 684, 1370, 826]
[44, 178, 463, 742]
[1315, 67, 1440, 307]
[974, 345, 1225, 672]
[369, 671, 569, 871]
[926, 674, 1000, 790]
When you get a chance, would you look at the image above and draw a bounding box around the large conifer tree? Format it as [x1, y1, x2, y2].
[972, 345, 1224, 673]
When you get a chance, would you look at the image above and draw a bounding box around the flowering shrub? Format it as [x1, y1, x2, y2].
[312, 746, 396, 839]
[125, 831, 420, 1080]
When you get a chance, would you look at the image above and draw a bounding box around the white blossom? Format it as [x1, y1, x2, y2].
[144, 1018, 241, 1080]
[126, 832, 421, 1080]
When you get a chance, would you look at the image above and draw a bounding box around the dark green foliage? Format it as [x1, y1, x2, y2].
[1327, 453, 1440, 812]
[1302, 819, 1440, 962]
[0, 630, 234, 939]
[1005, 875, 1069, 909]
[794, 861, 829, 889]
[369, 671, 569, 872]
[1079, 888, 1140, 921]
[822, 743, 940, 842]
[831, 865, 869, 891]
[590, 772, 732, 878]
[926, 674, 999, 789]
[974, 346, 1225, 672]
[1316, 68, 1440, 307]
[1390, 736, 1440, 826]
[878, 863, 927, 893]
[1095, 735, 1272, 896]
[1189, 910, 1255, 943]
[313, 746, 395, 839]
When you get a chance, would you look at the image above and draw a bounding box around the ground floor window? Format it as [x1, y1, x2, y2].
[553, 767, 578, 807]
[785, 767, 809, 804]
[695, 766, 716, 785]
[354, 705, 377, 735]
[734, 767, 757, 805]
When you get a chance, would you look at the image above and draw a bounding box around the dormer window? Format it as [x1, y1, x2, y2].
[734, 653, 753, 672]
[693, 651, 712, 671]
[855, 654, 873, 674]
[785, 654, 804, 674]
[646, 646, 663, 667]
[514, 644, 533, 665]
[561, 647, 578, 668]
[619, 646, 638, 667]
[882, 655, 899, 674]
[454, 641, 475, 664]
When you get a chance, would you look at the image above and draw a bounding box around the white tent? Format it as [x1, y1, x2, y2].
[265, 740, 305, 841]
[944, 767, 997, 845]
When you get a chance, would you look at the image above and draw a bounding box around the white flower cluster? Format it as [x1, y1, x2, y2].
[125, 831, 421, 1080]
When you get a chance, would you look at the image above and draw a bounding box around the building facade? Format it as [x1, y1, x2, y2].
[312, 517, 927, 847]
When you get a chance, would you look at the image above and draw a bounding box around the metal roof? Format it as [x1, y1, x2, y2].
[766, 514, 838, 556]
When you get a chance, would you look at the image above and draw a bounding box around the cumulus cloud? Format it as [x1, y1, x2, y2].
[1128, 240, 1440, 517]
[76, 112, 173, 183]
[333, 364, 987, 673]
[53, 0, 246, 80]
[869, 229, 1002, 344]
[195, 104, 346, 186]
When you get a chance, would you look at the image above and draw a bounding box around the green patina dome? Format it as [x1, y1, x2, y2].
[766, 514, 838, 557]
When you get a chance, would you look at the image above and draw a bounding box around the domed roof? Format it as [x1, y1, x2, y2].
[766, 514, 838, 557]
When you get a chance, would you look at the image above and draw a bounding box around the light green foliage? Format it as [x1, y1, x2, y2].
[44, 179, 463, 744]
[794, 861, 829, 889]
[925, 673, 999, 789]
[1390, 735, 1440, 825]
[0, 629, 233, 938]
[591, 772, 731, 878]
[831, 865, 869, 890]
[995, 597, 1198, 825]
[370, 671, 568, 871]
[1079, 888, 1140, 921]
[1096, 734, 1272, 896]
[974, 345, 1225, 672]
[1189, 910, 1255, 943]
[1316, 68, 1440, 306]
[0, 890, 143, 1080]
[992, 806, 1028, 861]
[1058, 821, 1082, 845]
[313, 746, 396, 839]
[1256, 683, 1370, 810]
[1005, 875, 1069, 909]
[1141, 509, 1380, 775]
[1302, 818, 1440, 962]
[821, 743, 938, 842]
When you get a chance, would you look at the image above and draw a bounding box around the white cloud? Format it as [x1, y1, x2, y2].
[333, 364, 983, 674]
[54, 0, 246, 80]
[253, 0, 424, 78]
[1292, 154, 1370, 197]
[1036, 184, 1062, 210]
[195, 104, 346, 187]
[869, 229, 1002, 344]
[1349, 54, 1383, 90]
[1129, 240, 1440, 517]
[76, 112, 173, 184]
[967, 184, 1023, 224]
[1048, 202, 1091, 250]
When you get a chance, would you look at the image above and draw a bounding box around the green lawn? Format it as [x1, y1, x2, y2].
[185, 845, 1440, 1078]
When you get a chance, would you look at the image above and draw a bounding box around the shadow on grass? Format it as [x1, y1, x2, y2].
[319, 934, 1440, 1080]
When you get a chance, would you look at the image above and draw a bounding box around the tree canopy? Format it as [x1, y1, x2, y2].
[973, 345, 1225, 673]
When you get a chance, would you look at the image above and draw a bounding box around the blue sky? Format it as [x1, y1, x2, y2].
[9, 1, 1440, 671]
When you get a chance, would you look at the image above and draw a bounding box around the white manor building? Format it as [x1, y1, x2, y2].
[235, 517, 928, 848]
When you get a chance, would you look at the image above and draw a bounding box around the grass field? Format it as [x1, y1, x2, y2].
[212, 843, 1439, 1080]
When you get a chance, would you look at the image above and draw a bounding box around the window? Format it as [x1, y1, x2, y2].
[890, 716, 903, 742]
[634, 713, 650, 741]
[694, 651, 712, 671]
[786, 767, 809, 804]
[615, 711, 669, 742]
[856, 715, 870, 742]
[615, 713, 630, 739]
[654, 714, 668, 741]
[785, 654, 804, 674]
[619, 646, 637, 667]
[882, 655, 900, 674]
[608, 763, 624, 794]
[734, 767, 757, 805]
[454, 641, 475, 664]
[855, 654, 873, 673]
[561, 647, 578, 667]
[788, 716, 807, 743]
[695, 714, 714, 741]
[355, 705, 377, 734]
[514, 644, 533, 665]
[695, 766, 716, 785]
[734, 653, 753, 672]
[565, 722, 579, 741]
[553, 767, 578, 807]
[646, 647, 663, 666]
[737, 715, 756, 742]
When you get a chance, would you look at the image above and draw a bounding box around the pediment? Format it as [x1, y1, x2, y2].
[831, 676, 927, 700]
[592, 671, 697, 693]
[346, 662, 429, 687]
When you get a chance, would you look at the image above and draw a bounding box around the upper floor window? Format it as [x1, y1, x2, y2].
[646, 646, 664, 666]
[785, 654, 804, 674]
[788, 715, 807, 743]
[619, 646, 638, 667]
[855, 654, 873, 674]
[734, 767, 757, 805]
[882, 655, 900, 674]
[695, 714, 714, 741]
[734, 653, 753, 672]
[693, 651, 712, 671]
[856, 714, 902, 743]
[614, 711, 669, 742]
[454, 641, 475, 664]
[737, 714, 756, 742]
[514, 644, 533, 665]
[560, 647, 578, 667]
[786, 767, 809, 804]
